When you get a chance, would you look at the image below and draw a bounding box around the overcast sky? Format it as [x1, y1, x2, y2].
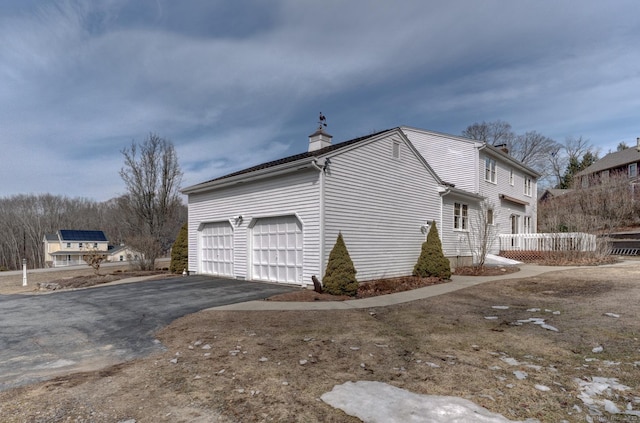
[2, 0, 639, 201]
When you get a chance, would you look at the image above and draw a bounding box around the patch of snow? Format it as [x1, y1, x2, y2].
[592, 346, 604, 353]
[526, 308, 540, 312]
[604, 313, 620, 318]
[541, 324, 559, 332]
[513, 371, 528, 380]
[321, 381, 525, 423]
[485, 254, 522, 266]
[535, 385, 551, 392]
[492, 306, 510, 310]
[485, 316, 499, 320]
[501, 357, 520, 366]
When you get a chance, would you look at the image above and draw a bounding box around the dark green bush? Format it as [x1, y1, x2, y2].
[170, 222, 188, 274]
[413, 221, 451, 279]
[322, 232, 358, 296]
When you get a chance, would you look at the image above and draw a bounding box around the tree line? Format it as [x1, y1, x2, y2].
[0, 133, 186, 271]
[0, 193, 186, 271]
[461, 120, 602, 189]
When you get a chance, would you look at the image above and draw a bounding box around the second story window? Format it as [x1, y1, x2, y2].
[485, 157, 497, 183]
[79, 242, 83, 249]
[629, 163, 638, 178]
[454, 202, 468, 230]
[93, 243, 98, 248]
[66, 242, 71, 248]
[524, 177, 532, 196]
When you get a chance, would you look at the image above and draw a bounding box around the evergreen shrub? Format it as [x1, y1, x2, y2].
[322, 232, 358, 296]
[413, 221, 451, 279]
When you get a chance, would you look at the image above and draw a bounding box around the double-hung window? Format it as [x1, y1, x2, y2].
[485, 157, 497, 183]
[524, 177, 532, 196]
[454, 202, 468, 230]
[629, 163, 638, 178]
[524, 216, 532, 234]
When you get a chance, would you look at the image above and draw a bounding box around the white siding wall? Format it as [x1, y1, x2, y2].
[403, 128, 479, 192]
[323, 134, 441, 281]
[439, 194, 478, 260]
[478, 151, 537, 252]
[187, 169, 321, 283]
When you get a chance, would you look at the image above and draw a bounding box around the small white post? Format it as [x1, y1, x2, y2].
[22, 258, 27, 286]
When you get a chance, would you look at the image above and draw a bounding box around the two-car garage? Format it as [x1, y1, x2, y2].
[198, 215, 303, 284]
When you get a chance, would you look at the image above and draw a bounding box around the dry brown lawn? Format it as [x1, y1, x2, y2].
[1, 264, 639, 422]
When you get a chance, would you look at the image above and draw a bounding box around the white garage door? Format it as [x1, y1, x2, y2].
[252, 216, 303, 284]
[200, 221, 234, 277]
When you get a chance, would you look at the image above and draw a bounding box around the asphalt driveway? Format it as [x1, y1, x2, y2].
[0, 275, 294, 391]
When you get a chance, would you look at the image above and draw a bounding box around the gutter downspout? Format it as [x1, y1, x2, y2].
[311, 159, 325, 286]
[437, 186, 450, 230]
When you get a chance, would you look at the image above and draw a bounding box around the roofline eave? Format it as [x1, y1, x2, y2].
[182, 157, 318, 195]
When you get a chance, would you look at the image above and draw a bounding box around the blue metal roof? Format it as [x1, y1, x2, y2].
[59, 230, 108, 242]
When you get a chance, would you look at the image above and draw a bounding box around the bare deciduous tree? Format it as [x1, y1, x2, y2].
[462, 120, 515, 147]
[119, 133, 183, 270]
[466, 201, 499, 271]
[82, 248, 107, 275]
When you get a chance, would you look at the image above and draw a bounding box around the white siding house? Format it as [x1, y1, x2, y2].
[403, 127, 539, 260]
[183, 126, 540, 285]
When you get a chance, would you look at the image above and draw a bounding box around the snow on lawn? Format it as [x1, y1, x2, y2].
[321, 381, 531, 423]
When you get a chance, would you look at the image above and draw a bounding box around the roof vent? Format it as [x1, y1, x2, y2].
[308, 113, 332, 152]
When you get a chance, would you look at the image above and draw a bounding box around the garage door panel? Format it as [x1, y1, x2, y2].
[200, 222, 234, 277]
[252, 216, 302, 284]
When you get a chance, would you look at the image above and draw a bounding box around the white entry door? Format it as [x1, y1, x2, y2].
[200, 221, 234, 277]
[252, 216, 303, 284]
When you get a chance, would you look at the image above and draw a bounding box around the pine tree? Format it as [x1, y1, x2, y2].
[170, 222, 188, 274]
[322, 232, 358, 296]
[413, 222, 451, 279]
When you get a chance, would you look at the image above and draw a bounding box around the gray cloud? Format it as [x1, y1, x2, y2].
[1, 0, 639, 200]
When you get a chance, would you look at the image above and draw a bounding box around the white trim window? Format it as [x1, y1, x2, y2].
[524, 216, 532, 234]
[509, 169, 514, 186]
[454, 202, 468, 230]
[487, 208, 494, 225]
[524, 177, 532, 196]
[485, 157, 497, 183]
[629, 163, 638, 178]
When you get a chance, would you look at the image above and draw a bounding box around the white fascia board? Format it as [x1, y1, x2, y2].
[182, 157, 317, 194]
[440, 185, 485, 202]
[479, 144, 542, 178]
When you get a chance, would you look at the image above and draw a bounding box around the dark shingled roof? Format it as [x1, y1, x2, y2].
[192, 128, 394, 187]
[59, 230, 108, 242]
[576, 147, 640, 177]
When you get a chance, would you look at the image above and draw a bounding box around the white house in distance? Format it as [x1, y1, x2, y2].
[182, 126, 539, 285]
[43, 229, 139, 268]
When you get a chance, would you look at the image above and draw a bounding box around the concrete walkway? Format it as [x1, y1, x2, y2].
[209, 261, 637, 311]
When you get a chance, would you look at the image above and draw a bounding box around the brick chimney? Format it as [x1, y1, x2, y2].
[308, 127, 332, 152]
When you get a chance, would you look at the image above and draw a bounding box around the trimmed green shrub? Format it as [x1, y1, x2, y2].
[413, 221, 451, 279]
[322, 232, 358, 296]
[170, 222, 189, 274]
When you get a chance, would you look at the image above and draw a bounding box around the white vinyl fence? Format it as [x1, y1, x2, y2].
[499, 232, 597, 252]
